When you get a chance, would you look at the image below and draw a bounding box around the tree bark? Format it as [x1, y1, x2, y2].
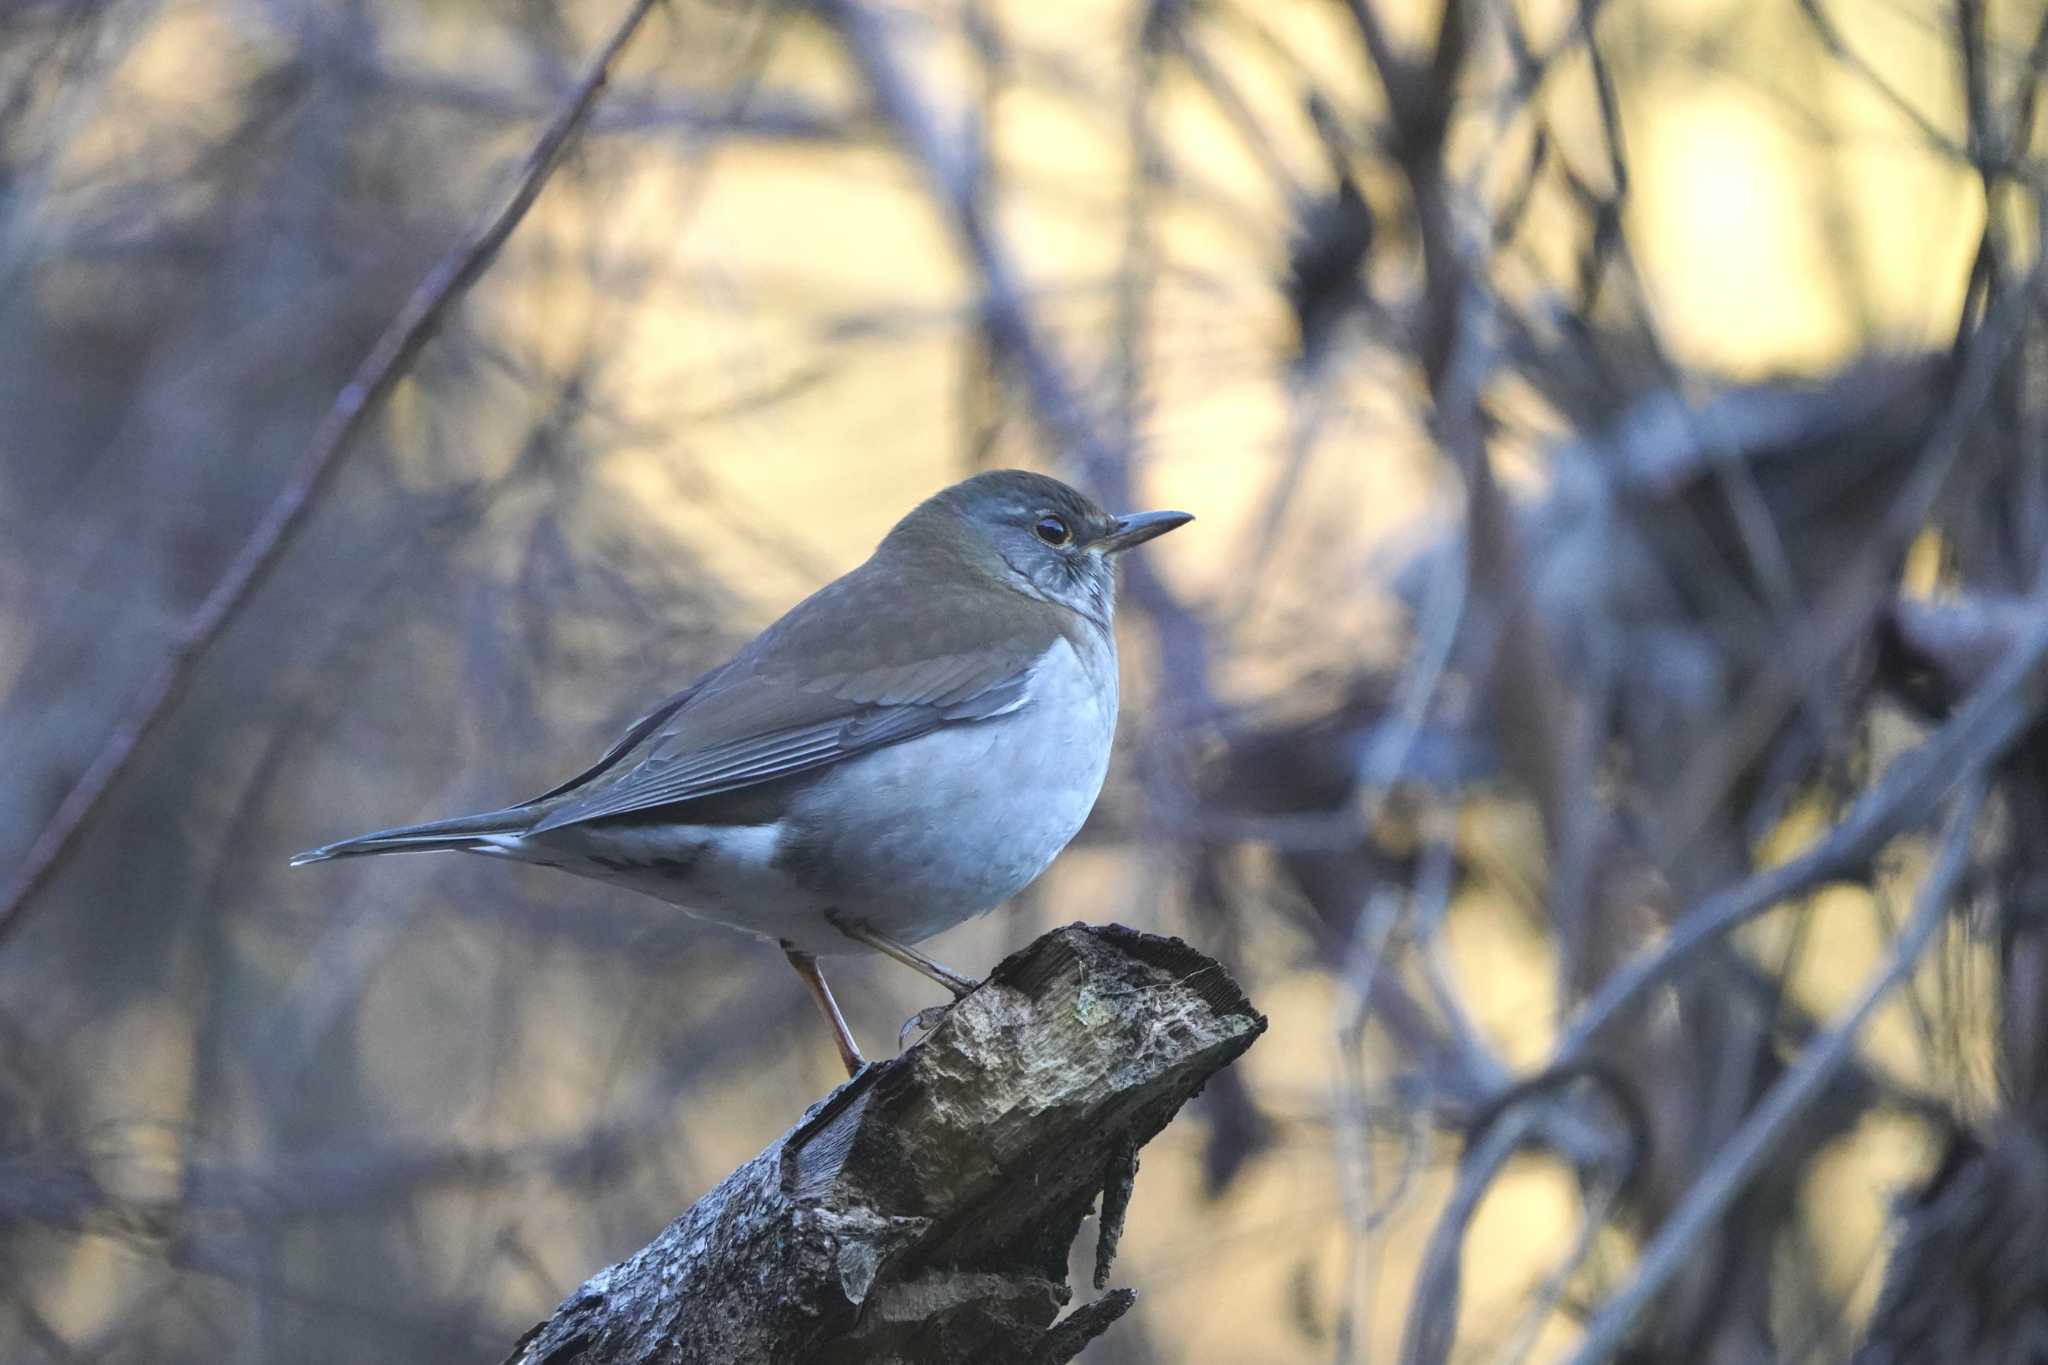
[503, 923, 1266, 1365]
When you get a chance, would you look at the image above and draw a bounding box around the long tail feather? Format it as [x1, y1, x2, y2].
[289, 808, 528, 866]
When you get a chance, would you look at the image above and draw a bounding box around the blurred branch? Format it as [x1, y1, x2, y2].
[1652, 214, 2048, 863]
[1399, 1059, 1647, 1365]
[1797, 0, 1970, 161]
[1346, 0, 1579, 846]
[1399, 585, 2048, 1361]
[1562, 781, 1985, 1365]
[1888, 591, 2048, 701]
[503, 925, 1265, 1365]
[357, 68, 852, 141]
[1398, 1100, 1537, 1365]
[3, 1124, 644, 1232]
[1556, 589, 2048, 1069]
[815, 0, 1217, 721]
[0, 0, 664, 946]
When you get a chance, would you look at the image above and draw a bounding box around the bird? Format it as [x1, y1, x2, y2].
[292, 469, 1191, 1075]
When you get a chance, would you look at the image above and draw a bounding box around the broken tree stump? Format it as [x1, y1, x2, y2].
[503, 923, 1266, 1365]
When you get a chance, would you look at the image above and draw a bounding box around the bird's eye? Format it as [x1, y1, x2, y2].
[1033, 515, 1071, 546]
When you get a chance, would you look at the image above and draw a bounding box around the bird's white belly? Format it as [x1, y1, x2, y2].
[778, 634, 1116, 947]
[512, 635, 1117, 955]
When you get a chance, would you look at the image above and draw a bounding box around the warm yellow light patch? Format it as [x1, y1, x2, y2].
[1454, 1155, 1590, 1352]
[1901, 530, 1946, 599]
[1802, 1111, 1939, 1332]
[1444, 887, 1562, 1069]
[1631, 90, 1857, 373]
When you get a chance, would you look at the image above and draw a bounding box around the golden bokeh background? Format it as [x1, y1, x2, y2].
[0, 0, 2026, 1361]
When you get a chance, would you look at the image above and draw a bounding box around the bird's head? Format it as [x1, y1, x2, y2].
[884, 469, 1191, 626]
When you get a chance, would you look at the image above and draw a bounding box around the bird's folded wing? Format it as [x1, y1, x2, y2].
[518, 675, 715, 806]
[524, 646, 1041, 833]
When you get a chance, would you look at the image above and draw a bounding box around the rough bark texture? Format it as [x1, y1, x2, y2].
[504, 924, 1266, 1365]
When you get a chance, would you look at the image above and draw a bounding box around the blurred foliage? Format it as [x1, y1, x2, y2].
[2, 0, 2045, 1362]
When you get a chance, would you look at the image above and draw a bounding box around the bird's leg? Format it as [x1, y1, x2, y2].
[781, 943, 865, 1077]
[828, 915, 979, 998]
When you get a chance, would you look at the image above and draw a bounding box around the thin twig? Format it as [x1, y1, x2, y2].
[813, 0, 1218, 723]
[1554, 596, 2048, 1069]
[1399, 1102, 1541, 1365]
[1494, 1173, 1625, 1365]
[1797, 0, 1971, 161]
[0, 0, 665, 946]
[1652, 213, 2048, 866]
[1561, 781, 1985, 1365]
[1398, 1058, 1649, 1365]
[1332, 887, 1402, 1364]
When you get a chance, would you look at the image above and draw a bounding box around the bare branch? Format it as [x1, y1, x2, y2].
[502, 925, 1264, 1365]
[1556, 597, 2048, 1069]
[813, 0, 1217, 719]
[1562, 782, 1985, 1364]
[0, 0, 666, 945]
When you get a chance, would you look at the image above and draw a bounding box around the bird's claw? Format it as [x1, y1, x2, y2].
[898, 1003, 955, 1050]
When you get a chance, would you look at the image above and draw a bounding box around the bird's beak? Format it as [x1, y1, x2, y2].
[1095, 509, 1193, 554]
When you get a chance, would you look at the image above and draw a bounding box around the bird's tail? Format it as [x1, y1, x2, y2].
[289, 807, 530, 866]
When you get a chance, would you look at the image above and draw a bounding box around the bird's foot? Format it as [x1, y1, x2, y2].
[897, 1003, 956, 1050]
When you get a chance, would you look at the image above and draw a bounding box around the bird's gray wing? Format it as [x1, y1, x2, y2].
[522, 545, 1069, 835]
[518, 674, 718, 806]
[524, 645, 1044, 834]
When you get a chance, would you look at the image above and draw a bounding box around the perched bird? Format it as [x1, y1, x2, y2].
[293, 470, 1190, 1075]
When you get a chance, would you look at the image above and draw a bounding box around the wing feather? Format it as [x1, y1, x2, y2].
[520, 542, 1069, 835]
[525, 650, 1041, 834]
